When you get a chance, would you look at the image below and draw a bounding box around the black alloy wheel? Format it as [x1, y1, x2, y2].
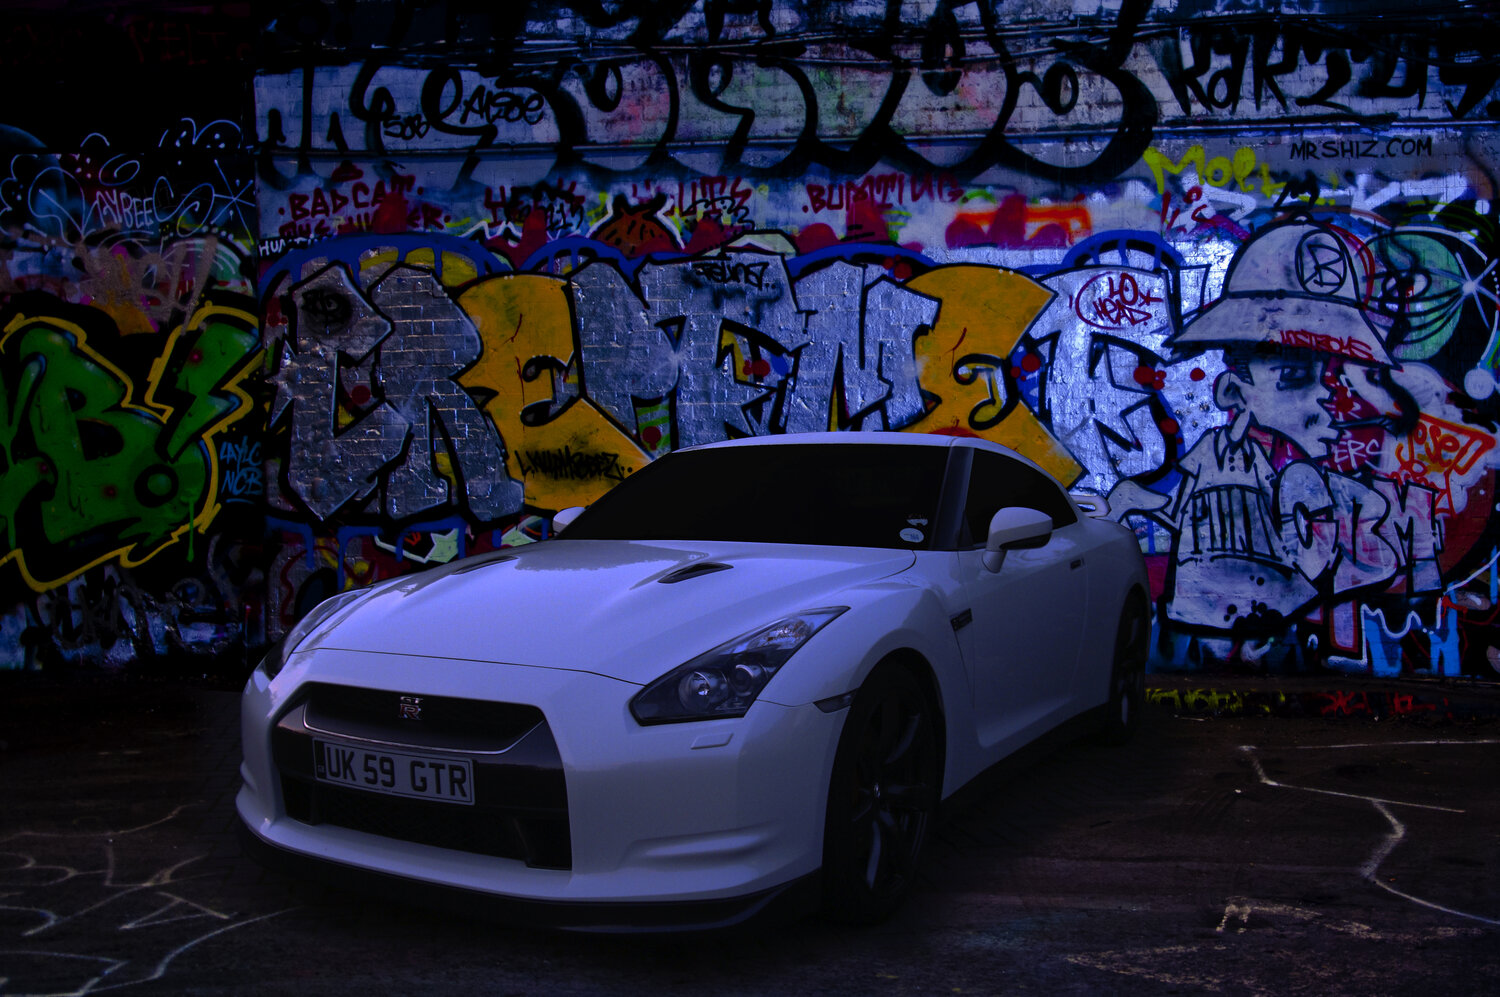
[1100, 598, 1148, 745]
[821, 663, 940, 923]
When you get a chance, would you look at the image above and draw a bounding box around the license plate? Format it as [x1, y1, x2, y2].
[313, 739, 475, 806]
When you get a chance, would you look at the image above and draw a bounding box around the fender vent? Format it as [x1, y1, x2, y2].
[658, 562, 733, 584]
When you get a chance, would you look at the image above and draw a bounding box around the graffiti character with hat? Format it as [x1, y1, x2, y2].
[1107, 215, 1413, 660]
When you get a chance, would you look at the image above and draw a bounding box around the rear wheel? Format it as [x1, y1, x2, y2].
[1099, 598, 1148, 745]
[821, 663, 940, 924]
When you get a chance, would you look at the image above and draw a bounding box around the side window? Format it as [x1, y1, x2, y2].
[961, 450, 1078, 547]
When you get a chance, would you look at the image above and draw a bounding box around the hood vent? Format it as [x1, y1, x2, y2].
[453, 553, 518, 575]
[657, 562, 733, 584]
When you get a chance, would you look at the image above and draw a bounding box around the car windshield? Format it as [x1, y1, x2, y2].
[562, 442, 951, 548]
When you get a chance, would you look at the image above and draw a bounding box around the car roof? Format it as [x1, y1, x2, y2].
[681, 431, 1031, 464]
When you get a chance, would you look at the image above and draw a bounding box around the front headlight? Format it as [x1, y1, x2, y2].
[256, 588, 365, 680]
[630, 608, 847, 724]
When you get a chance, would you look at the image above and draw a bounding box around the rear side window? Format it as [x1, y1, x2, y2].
[960, 449, 1077, 547]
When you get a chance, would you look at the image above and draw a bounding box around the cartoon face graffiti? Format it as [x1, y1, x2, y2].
[1172, 217, 1396, 475]
[1215, 346, 1340, 458]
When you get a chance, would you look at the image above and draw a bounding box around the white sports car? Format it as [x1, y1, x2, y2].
[238, 432, 1149, 929]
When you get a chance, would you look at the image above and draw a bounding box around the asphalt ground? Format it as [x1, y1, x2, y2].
[1, 671, 1497, 996]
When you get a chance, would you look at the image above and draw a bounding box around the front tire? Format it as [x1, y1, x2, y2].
[821, 663, 940, 924]
[1099, 598, 1148, 745]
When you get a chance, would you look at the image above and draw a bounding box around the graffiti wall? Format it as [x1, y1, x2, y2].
[0, 107, 262, 668]
[3, 0, 1500, 679]
[0, 0, 262, 669]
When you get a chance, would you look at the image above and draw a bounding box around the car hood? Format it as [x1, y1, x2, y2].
[298, 539, 916, 685]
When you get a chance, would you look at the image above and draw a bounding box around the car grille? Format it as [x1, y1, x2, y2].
[300, 683, 545, 752]
[272, 684, 572, 870]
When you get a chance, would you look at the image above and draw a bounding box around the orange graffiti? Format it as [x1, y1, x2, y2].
[903, 265, 1081, 485]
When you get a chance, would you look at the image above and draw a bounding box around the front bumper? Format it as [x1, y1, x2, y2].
[237, 821, 821, 932]
[238, 648, 847, 923]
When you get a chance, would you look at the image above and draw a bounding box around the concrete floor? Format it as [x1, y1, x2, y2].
[1, 677, 1497, 996]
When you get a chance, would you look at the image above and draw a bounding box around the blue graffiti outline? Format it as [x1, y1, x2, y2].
[784, 242, 937, 280]
[261, 233, 513, 300]
[1060, 230, 1187, 272]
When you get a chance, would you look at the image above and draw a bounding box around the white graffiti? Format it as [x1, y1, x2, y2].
[1240, 740, 1500, 927]
[0, 809, 290, 995]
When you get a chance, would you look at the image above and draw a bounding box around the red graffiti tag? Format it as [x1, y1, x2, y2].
[1073, 271, 1164, 330]
[1277, 329, 1376, 362]
[1392, 414, 1498, 516]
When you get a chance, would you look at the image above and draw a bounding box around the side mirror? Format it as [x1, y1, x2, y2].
[983, 506, 1053, 572]
[552, 506, 585, 534]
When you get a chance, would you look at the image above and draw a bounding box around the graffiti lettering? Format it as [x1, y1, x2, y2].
[0, 296, 259, 591]
[1145, 686, 1472, 719]
[804, 174, 962, 214]
[1144, 144, 1283, 200]
[1290, 137, 1436, 160]
[517, 448, 628, 483]
[1392, 416, 1497, 518]
[218, 436, 263, 502]
[1074, 271, 1165, 330]
[459, 86, 548, 126]
[689, 259, 771, 288]
[1278, 329, 1378, 362]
